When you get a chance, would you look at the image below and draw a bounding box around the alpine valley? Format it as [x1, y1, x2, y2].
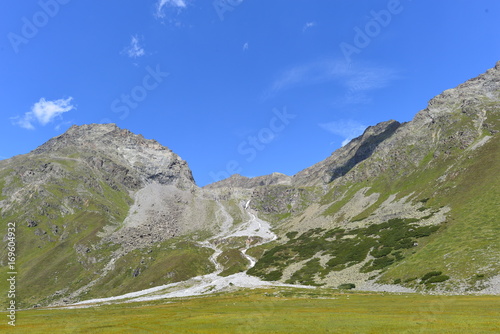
[1, 61, 499, 309]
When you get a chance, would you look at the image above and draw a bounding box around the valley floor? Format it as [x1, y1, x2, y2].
[3, 288, 499, 333]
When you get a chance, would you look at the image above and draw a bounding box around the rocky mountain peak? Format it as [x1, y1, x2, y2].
[33, 123, 169, 155]
[292, 119, 401, 186]
[31, 123, 196, 189]
[416, 62, 500, 124]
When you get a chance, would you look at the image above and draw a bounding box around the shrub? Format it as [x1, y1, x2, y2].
[414, 225, 440, 238]
[393, 251, 404, 261]
[373, 256, 394, 269]
[426, 275, 450, 284]
[323, 228, 345, 239]
[395, 238, 414, 250]
[362, 256, 395, 272]
[421, 271, 442, 281]
[371, 247, 392, 258]
[338, 283, 356, 290]
[264, 270, 283, 281]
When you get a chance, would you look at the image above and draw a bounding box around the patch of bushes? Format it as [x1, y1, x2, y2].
[323, 228, 345, 239]
[248, 217, 442, 282]
[217, 249, 249, 277]
[404, 277, 417, 283]
[371, 247, 392, 258]
[338, 283, 356, 290]
[263, 270, 282, 281]
[395, 238, 414, 250]
[421, 271, 442, 282]
[420, 213, 435, 220]
[426, 275, 450, 284]
[286, 259, 324, 286]
[393, 251, 404, 261]
[361, 256, 395, 272]
[412, 225, 440, 238]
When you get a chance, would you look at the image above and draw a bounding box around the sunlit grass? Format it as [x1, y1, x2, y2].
[2, 288, 499, 333]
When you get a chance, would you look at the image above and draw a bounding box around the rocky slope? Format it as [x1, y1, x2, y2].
[292, 119, 401, 186]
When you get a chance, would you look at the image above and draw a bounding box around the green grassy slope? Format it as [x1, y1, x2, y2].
[381, 134, 500, 287]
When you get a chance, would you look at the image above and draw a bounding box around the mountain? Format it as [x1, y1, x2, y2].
[1, 62, 499, 308]
[225, 61, 500, 290]
[0, 124, 247, 307]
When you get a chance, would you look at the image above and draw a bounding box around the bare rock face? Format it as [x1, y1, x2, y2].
[294, 61, 500, 188]
[292, 120, 401, 186]
[32, 123, 196, 190]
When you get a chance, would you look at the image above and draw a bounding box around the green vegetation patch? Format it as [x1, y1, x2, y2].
[84, 238, 214, 300]
[217, 248, 250, 276]
[338, 283, 356, 290]
[249, 218, 442, 285]
[286, 258, 325, 286]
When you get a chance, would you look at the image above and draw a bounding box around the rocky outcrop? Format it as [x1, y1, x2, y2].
[292, 120, 401, 186]
[32, 123, 196, 190]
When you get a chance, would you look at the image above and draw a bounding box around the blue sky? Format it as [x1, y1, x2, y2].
[1, 0, 499, 186]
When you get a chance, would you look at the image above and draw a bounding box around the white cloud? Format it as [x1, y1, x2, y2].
[319, 120, 367, 147]
[122, 35, 145, 59]
[269, 60, 349, 94]
[156, 0, 187, 18]
[12, 97, 75, 130]
[266, 59, 398, 101]
[243, 42, 249, 51]
[303, 21, 316, 32]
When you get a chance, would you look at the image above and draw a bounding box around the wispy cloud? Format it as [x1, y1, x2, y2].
[303, 21, 316, 32]
[12, 97, 75, 130]
[266, 59, 398, 101]
[319, 120, 367, 147]
[55, 120, 74, 131]
[242, 42, 249, 51]
[122, 35, 145, 59]
[156, 0, 187, 18]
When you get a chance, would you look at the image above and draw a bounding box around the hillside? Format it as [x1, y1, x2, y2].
[0, 124, 245, 307]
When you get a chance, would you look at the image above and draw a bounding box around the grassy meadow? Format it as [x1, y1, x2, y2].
[2, 288, 499, 333]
